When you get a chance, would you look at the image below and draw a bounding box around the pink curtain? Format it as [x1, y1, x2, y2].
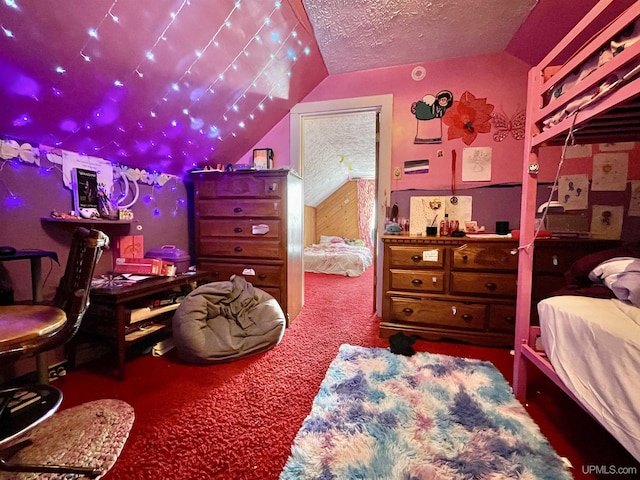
[357, 179, 375, 251]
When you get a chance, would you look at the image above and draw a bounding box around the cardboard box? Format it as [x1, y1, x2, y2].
[114, 257, 163, 275]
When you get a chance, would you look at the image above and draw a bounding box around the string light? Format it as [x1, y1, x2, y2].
[1, 0, 317, 168]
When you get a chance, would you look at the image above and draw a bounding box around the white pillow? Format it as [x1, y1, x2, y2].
[589, 257, 640, 307]
[319, 235, 344, 245]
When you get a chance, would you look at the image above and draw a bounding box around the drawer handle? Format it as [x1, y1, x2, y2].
[258, 274, 267, 280]
[505, 316, 515, 325]
[461, 314, 473, 322]
[485, 282, 497, 291]
[411, 255, 421, 262]
[402, 308, 414, 315]
[462, 254, 468, 261]
[234, 227, 243, 233]
[234, 207, 243, 213]
[511, 249, 517, 256]
[234, 246, 243, 252]
[411, 278, 423, 285]
[552, 255, 558, 266]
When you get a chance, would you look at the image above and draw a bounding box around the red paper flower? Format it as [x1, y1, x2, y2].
[442, 91, 494, 145]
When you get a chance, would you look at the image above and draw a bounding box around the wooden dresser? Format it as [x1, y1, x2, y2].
[192, 170, 303, 324]
[381, 235, 618, 346]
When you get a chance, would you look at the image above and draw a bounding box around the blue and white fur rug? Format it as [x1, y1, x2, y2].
[281, 344, 572, 480]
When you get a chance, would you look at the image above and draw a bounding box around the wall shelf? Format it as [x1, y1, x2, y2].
[41, 217, 133, 225]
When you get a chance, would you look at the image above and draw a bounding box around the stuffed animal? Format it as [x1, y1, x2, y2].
[389, 332, 419, 356]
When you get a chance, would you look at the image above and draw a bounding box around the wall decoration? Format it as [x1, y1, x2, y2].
[558, 174, 589, 210]
[411, 90, 453, 144]
[591, 152, 628, 191]
[491, 108, 525, 142]
[252, 148, 274, 170]
[0, 140, 40, 165]
[564, 144, 593, 158]
[590, 205, 624, 239]
[409, 196, 442, 235]
[442, 91, 494, 145]
[403, 159, 429, 175]
[461, 147, 492, 182]
[599, 142, 634, 151]
[629, 180, 640, 216]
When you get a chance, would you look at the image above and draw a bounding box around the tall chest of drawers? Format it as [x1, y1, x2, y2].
[193, 170, 303, 324]
[381, 235, 619, 346]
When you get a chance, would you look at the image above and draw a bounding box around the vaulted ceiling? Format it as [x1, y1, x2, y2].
[0, 0, 611, 176]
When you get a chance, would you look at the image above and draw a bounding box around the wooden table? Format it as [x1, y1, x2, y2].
[74, 271, 211, 380]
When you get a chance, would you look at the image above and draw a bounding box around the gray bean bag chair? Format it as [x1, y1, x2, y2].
[172, 275, 286, 364]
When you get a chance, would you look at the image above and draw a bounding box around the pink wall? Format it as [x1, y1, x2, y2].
[250, 52, 530, 191]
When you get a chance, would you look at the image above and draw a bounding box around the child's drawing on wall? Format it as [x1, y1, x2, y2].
[411, 90, 453, 144]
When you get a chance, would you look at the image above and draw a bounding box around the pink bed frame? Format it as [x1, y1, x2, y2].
[513, 0, 640, 413]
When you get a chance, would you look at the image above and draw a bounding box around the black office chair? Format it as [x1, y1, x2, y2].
[0, 227, 109, 477]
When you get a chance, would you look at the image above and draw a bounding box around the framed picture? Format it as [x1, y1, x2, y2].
[252, 148, 273, 170]
[72, 167, 100, 216]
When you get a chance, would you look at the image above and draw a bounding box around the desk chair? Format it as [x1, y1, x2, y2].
[0, 227, 108, 477]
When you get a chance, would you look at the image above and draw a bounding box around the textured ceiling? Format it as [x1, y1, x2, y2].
[302, 111, 377, 207]
[302, 0, 538, 74]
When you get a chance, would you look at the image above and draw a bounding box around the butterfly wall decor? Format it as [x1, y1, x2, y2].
[491, 109, 526, 142]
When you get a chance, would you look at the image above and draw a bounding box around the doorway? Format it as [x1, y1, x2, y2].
[290, 94, 393, 315]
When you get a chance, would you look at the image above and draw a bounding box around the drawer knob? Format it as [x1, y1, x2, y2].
[485, 282, 497, 291]
[461, 314, 473, 322]
[258, 274, 267, 280]
[402, 307, 414, 315]
[234, 246, 243, 252]
[462, 254, 468, 261]
[505, 316, 515, 324]
[234, 207, 243, 213]
[234, 227, 243, 233]
[411, 255, 421, 262]
[552, 255, 558, 266]
[411, 278, 423, 285]
[511, 249, 517, 256]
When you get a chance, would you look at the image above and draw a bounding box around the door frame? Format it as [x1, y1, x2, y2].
[290, 94, 393, 315]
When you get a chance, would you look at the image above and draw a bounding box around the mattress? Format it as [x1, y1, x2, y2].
[303, 243, 373, 277]
[538, 295, 640, 461]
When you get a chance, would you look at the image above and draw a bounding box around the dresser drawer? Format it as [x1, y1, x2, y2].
[197, 175, 283, 198]
[387, 245, 445, 269]
[451, 243, 517, 271]
[390, 296, 486, 330]
[488, 304, 517, 332]
[198, 198, 281, 218]
[199, 238, 281, 259]
[199, 219, 280, 239]
[450, 272, 518, 297]
[389, 269, 445, 293]
[198, 261, 281, 287]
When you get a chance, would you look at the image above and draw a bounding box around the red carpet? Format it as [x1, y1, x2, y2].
[53, 268, 638, 479]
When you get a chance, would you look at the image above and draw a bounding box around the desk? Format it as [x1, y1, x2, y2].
[74, 271, 211, 380]
[0, 250, 59, 303]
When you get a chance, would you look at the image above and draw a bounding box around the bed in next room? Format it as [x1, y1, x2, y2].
[304, 235, 373, 277]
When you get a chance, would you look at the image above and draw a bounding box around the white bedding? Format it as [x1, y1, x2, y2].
[538, 296, 640, 461]
[303, 243, 373, 277]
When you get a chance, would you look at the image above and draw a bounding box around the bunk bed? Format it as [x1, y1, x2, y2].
[513, 0, 640, 462]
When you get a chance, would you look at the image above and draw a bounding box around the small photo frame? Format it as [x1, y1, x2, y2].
[252, 148, 273, 170]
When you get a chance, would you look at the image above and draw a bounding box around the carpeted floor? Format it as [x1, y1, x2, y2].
[48, 268, 638, 479]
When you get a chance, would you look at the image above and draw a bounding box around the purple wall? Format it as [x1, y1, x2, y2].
[0, 158, 190, 302]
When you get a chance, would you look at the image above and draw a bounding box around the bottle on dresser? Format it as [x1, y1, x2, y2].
[439, 214, 450, 236]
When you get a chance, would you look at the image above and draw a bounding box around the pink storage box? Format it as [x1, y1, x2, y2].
[145, 245, 191, 273]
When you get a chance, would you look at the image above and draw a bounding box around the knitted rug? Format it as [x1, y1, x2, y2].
[3, 399, 134, 480]
[281, 344, 572, 480]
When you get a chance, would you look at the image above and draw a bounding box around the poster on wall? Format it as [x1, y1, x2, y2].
[558, 174, 589, 210]
[411, 90, 453, 144]
[590, 205, 624, 239]
[564, 144, 593, 158]
[61, 150, 114, 194]
[461, 147, 492, 181]
[591, 153, 628, 191]
[409, 196, 443, 235]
